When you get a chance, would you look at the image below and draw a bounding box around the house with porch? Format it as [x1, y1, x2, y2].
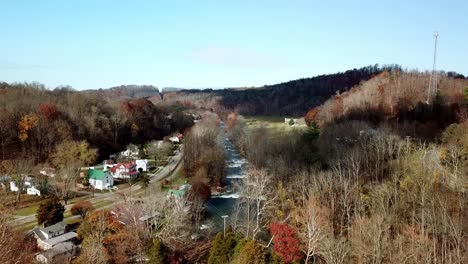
[110, 161, 138, 179]
[88, 169, 114, 190]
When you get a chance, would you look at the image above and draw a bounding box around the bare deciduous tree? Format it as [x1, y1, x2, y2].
[1, 159, 33, 204]
[52, 161, 81, 204]
[294, 197, 329, 263]
[235, 167, 274, 239]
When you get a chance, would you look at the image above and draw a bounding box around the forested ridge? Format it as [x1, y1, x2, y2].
[154, 66, 468, 118]
[0, 82, 193, 162]
[155, 65, 403, 116]
[305, 70, 468, 139]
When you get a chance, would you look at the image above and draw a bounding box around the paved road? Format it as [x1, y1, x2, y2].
[10, 145, 184, 229]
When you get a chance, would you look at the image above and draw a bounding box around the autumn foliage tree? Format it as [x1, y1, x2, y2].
[71, 201, 94, 218]
[37, 103, 59, 121]
[226, 112, 239, 129]
[304, 107, 320, 126]
[17, 113, 39, 142]
[50, 140, 97, 168]
[269, 223, 303, 263]
[0, 82, 192, 165]
[0, 212, 36, 264]
[78, 210, 137, 264]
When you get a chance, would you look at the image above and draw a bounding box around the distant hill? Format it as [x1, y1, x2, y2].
[82, 85, 160, 101]
[303, 70, 467, 139]
[161, 87, 183, 93]
[306, 71, 467, 124]
[152, 65, 400, 116]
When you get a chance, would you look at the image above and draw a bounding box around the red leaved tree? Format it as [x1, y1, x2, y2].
[38, 103, 59, 121]
[270, 222, 303, 263]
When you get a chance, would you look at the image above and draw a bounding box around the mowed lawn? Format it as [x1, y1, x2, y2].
[243, 116, 307, 134]
[13, 204, 41, 216]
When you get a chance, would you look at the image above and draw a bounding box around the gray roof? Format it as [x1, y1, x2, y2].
[42, 232, 78, 247]
[37, 242, 76, 260]
[44, 222, 66, 233]
[0, 175, 11, 182]
[33, 222, 67, 240]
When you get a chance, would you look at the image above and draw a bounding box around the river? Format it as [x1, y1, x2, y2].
[204, 122, 248, 230]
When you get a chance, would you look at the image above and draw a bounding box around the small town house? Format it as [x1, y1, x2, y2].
[88, 169, 114, 190]
[32, 222, 78, 250]
[10, 176, 42, 196]
[110, 161, 138, 179]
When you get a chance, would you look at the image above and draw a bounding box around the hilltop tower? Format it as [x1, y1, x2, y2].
[427, 31, 439, 104]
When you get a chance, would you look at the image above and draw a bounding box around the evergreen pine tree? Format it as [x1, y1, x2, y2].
[208, 231, 237, 264]
[233, 239, 267, 264]
[148, 239, 169, 264]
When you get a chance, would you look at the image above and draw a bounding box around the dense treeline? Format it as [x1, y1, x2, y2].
[0, 82, 193, 162]
[225, 120, 467, 263]
[220, 64, 399, 116]
[222, 83, 467, 262]
[183, 112, 225, 185]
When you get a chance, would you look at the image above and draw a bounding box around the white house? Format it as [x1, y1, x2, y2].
[120, 144, 140, 158]
[88, 169, 114, 190]
[10, 176, 42, 196]
[26, 185, 41, 196]
[136, 159, 149, 172]
[110, 161, 138, 179]
[32, 222, 78, 250]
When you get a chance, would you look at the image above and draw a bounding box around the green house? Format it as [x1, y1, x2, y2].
[88, 169, 114, 190]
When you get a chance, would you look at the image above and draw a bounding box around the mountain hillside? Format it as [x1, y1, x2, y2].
[305, 70, 468, 138]
[152, 65, 400, 116]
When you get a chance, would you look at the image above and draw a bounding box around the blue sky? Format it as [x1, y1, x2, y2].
[1, 0, 467, 90]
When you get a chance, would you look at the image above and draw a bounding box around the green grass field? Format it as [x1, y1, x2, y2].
[243, 116, 307, 135]
[13, 204, 40, 216]
[160, 166, 188, 192]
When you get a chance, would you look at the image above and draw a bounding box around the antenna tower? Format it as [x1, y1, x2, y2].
[427, 31, 439, 104]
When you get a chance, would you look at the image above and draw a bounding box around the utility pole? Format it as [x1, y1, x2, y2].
[221, 215, 229, 237]
[427, 31, 439, 104]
